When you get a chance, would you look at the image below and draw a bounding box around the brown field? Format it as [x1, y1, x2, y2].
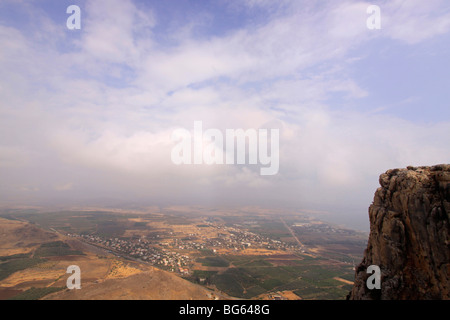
[0, 218, 114, 293]
[215, 248, 286, 256]
[0, 253, 111, 289]
[0, 217, 59, 256]
[122, 229, 150, 238]
[265, 254, 300, 259]
[106, 260, 148, 279]
[280, 290, 302, 300]
[266, 259, 299, 266]
[333, 277, 354, 285]
[191, 261, 228, 273]
[262, 254, 303, 266]
[45, 268, 217, 300]
[0, 288, 23, 300]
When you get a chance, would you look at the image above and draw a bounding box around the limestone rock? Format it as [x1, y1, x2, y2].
[348, 165, 450, 300]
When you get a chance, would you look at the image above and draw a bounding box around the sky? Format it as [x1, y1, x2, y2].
[0, 0, 449, 231]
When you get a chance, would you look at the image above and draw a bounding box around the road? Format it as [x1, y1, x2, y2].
[279, 217, 305, 249]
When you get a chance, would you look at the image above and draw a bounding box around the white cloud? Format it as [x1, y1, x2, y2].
[0, 0, 449, 229]
[383, 0, 450, 44]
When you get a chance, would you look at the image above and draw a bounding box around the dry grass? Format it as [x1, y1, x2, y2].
[333, 277, 354, 285]
[0, 268, 63, 288]
[46, 268, 217, 300]
[106, 260, 144, 279]
[0, 218, 58, 256]
[280, 290, 302, 300]
[0, 252, 111, 290]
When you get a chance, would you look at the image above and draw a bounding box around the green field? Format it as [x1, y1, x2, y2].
[225, 255, 273, 267]
[192, 254, 347, 299]
[0, 258, 44, 281]
[197, 256, 230, 267]
[0, 253, 32, 262]
[0, 241, 85, 284]
[184, 270, 218, 285]
[205, 254, 354, 299]
[0, 211, 132, 237]
[212, 268, 266, 298]
[34, 241, 84, 258]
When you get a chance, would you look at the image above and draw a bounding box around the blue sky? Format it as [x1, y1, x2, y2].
[0, 0, 449, 230]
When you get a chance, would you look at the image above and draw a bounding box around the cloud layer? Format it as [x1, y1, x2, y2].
[1, 0, 449, 230]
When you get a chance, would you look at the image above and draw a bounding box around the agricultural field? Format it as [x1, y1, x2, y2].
[187, 253, 354, 299]
[0, 207, 366, 300]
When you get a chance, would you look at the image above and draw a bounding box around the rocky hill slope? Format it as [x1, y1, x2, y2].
[45, 268, 217, 300]
[348, 165, 449, 299]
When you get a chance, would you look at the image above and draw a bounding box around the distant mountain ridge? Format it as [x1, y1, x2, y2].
[349, 165, 450, 299]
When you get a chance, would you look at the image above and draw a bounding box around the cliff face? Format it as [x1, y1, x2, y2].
[349, 165, 450, 300]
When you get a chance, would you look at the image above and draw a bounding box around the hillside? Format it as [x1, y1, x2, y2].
[45, 268, 217, 300]
[0, 217, 216, 300]
[0, 217, 59, 256]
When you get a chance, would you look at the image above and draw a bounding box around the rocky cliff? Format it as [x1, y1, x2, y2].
[348, 164, 450, 300]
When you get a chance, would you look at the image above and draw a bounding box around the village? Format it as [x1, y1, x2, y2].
[67, 220, 305, 276]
